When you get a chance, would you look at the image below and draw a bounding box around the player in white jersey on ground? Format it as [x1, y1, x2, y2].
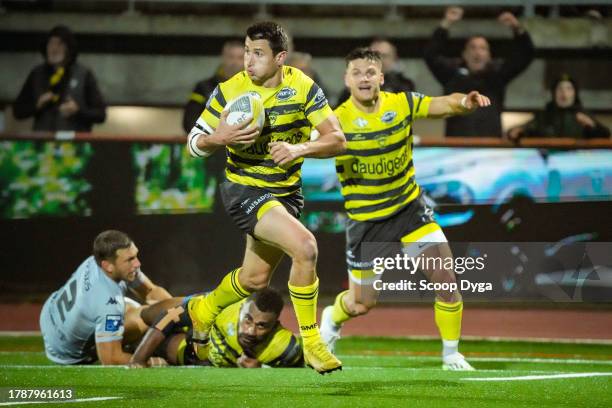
[39, 230, 171, 365]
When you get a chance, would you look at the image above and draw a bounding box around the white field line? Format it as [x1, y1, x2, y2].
[343, 354, 612, 365]
[341, 367, 561, 374]
[0, 397, 121, 406]
[462, 372, 612, 381]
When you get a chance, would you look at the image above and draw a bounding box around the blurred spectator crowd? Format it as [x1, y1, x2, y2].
[10, 7, 610, 139]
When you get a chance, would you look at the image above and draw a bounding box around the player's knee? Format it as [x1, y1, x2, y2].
[293, 234, 318, 265]
[438, 290, 462, 303]
[241, 272, 270, 291]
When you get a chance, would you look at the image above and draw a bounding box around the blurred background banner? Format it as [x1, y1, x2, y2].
[1, 137, 610, 298]
[3, 141, 611, 219]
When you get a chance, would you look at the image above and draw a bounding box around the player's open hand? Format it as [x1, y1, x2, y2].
[269, 141, 306, 166]
[463, 91, 491, 110]
[216, 110, 260, 147]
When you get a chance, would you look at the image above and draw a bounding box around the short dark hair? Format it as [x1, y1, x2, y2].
[246, 21, 289, 56]
[93, 230, 133, 266]
[248, 288, 284, 316]
[345, 47, 383, 66]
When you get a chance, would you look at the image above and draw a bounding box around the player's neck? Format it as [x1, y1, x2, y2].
[351, 95, 380, 114]
[253, 67, 284, 88]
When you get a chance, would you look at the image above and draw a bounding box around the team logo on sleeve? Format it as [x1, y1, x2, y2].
[381, 110, 397, 124]
[205, 86, 219, 109]
[105, 315, 122, 332]
[314, 88, 326, 104]
[276, 87, 297, 101]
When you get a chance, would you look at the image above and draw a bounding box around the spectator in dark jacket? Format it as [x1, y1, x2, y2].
[508, 74, 610, 140]
[424, 7, 534, 137]
[335, 38, 415, 107]
[13, 25, 106, 131]
[182, 40, 244, 133]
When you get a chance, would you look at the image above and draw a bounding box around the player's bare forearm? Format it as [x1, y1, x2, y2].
[128, 327, 166, 368]
[269, 115, 346, 165]
[428, 92, 491, 118]
[304, 115, 347, 158]
[191, 110, 260, 157]
[300, 130, 347, 158]
[269, 131, 345, 166]
[146, 285, 172, 303]
[96, 340, 132, 365]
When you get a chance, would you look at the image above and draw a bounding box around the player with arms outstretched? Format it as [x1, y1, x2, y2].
[186, 22, 345, 374]
[320, 48, 490, 370]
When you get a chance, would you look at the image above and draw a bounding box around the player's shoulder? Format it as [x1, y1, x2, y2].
[334, 98, 354, 119]
[217, 298, 244, 322]
[219, 71, 250, 96]
[74, 256, 100, 284]
[282, 66, 319, 97]
[381, 90, 408, 103]
[283, 65, 313, 86]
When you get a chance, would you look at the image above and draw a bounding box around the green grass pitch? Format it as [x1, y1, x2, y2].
[1, 335, 612, 407]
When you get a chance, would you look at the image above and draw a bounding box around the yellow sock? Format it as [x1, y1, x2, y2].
[176, 337, 187, 365]
[330, 290, 352, 326]
[288, 278, 320, 344]
[188, 268, 249, 327]
[434, 300, 463, 341]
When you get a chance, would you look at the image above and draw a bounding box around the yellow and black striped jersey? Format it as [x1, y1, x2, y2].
[199, 299, 303, 368]
[334, 91, 431, 221]
[199, 66, 333, 196]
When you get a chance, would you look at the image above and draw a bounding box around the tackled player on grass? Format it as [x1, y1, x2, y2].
[129, 288, 303, 368]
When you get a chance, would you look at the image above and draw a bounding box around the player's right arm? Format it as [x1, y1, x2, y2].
[187, 110, 260, 157]
[96, 339, 132, 365]
[187, 84, 260, 158]
[428, 91, 491, 118]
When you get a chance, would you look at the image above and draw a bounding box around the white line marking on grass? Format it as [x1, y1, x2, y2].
[0, 397, 121, 406]
[342, 367, 561, 374]
[463, 372, 612, 381]
[342, 335, 612, 345]
[0, 331, 41, 337]
[343, 355, 612, 365]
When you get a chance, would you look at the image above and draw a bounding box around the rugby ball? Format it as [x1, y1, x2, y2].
[224, 93, 265, 149]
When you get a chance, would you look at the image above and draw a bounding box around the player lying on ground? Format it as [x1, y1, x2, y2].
[320, 48, 491, 371]
[129, 288, 303, 368]
[186, 21, 345, 374]
[39, 230, 172, 365]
